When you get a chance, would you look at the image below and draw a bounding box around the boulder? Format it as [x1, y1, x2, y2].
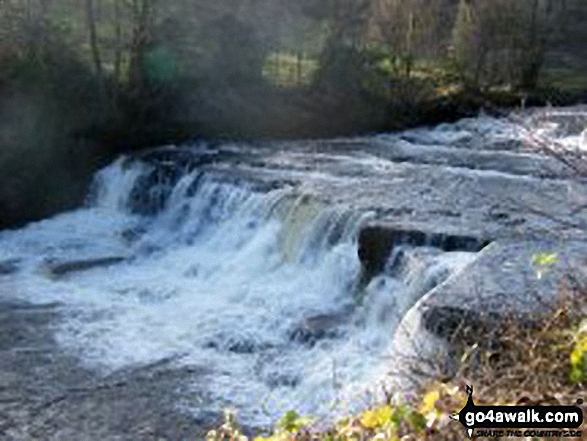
[0, 259, 20, 275]
[421, 240, 587, 319]
[387, 239, 587, 389]
[357, 224, 489, 283]
[289, 308, 354, 347]
[44, 256, 128, 277]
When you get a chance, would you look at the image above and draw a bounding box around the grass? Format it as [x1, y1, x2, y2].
[206, 284, 587, 440]
[262, 52, 319, 88]
[539, 67, 587, 93]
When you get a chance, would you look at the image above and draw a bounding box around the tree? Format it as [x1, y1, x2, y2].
[129, 0, 155, 90]
[519, 0, 561, 90]
[371, 0, 459, 77]
[315, 0, 373, 90]
[452, 0, 486, 88]
[113, 0, 123, 83]
[85, 0, 103, 79]
[452, 0, 563, 90]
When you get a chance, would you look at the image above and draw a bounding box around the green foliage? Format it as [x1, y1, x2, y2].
[570, 320, 587, 384]
[209, 384, 467, 441]
[315, 43, 370, 91]
[207, 409, 248, 441]
[451, 0, 567, 90]
[262, 52, 318, 87]
[144, 45, 178, 85]
[532, 252, 559, 279]
[358, 403, 428, 434]
[532, 252, 559, 267]
[276, 411, 314, 434]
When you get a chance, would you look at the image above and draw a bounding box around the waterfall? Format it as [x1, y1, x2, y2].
[2, 106, 586, 430]
[0, 156, 476, 426]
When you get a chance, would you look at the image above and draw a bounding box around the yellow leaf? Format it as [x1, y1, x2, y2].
[532, 252, 558, 267]
[360, 406, 394, 429]
[570, 334, 587, 384]
[419, 389, 440, 416]
[361, 410, 382, 429]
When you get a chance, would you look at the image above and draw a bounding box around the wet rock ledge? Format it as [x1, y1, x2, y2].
[0, 301, 216, 441]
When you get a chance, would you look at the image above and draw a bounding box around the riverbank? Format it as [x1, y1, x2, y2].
[2, 77, 586, 230]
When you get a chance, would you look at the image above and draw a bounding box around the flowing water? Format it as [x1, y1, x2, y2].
[1, 108, 586, 428]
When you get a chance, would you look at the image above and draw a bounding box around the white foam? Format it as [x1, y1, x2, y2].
[376, 107, 587, 157]
[0, 160, 415, 426]
[13, 106, 579, 426]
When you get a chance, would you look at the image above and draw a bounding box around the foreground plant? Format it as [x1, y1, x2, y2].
[206, 383, 468, 441]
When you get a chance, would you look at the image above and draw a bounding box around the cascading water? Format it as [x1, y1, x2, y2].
[0, 150, 476, 427]
[2, 106, 587, 436]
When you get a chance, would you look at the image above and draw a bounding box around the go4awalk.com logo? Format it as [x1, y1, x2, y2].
[450, 386, 584, 438]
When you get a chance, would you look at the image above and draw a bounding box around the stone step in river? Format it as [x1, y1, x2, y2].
[1, 107, 587, 440]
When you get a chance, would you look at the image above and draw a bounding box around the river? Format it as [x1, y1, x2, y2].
[1, 107, 586, 432]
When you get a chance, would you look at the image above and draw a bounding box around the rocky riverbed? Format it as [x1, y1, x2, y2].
[1, 106, 587, 439]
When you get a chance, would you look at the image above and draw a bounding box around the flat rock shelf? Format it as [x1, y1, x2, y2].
[1, 107, 587, 439]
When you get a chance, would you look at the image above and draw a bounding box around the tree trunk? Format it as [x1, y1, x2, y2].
[297, 51, 302, 85]
[129, 0, 152, 90]
[35, 0, 52, 62]
[85, 0, 103, 79]
[520, 0, 548, 90]
[404, 12, 415, 78]
[113, 0, 122, 84]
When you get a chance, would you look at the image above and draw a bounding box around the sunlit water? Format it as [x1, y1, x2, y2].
[0, 108, 585, 426]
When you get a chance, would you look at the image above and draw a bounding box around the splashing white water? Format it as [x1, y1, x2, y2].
[377, 106, 587, 153]
[36, 110, 587, 431]
[4, 106, 586, 426]
[0, 157, 457, 426]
